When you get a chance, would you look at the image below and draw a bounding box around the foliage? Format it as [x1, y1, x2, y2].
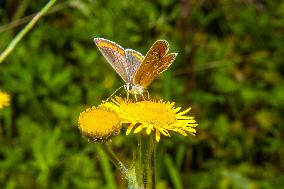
[0, 0, 283, 188]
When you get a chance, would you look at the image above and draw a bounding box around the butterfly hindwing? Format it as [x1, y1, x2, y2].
[133, 40, 169, 86]
[139, 53, 177, 88]
[94, 38, 128, 82]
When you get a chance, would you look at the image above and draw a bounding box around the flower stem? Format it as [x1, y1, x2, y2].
[103, 142, 128, 177]
[134, 134, 156, 189]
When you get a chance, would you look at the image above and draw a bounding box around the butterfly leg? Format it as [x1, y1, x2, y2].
[127, 91, 129, 101]
[137, 86, 146, 101]
[125, 83, 131, 101]
[140, 91, 146, 101]
[134, 90, 138, 101]
[145, 89, 150, 99]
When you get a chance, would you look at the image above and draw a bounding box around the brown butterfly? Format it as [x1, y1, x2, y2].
[94, 38, 177, 97]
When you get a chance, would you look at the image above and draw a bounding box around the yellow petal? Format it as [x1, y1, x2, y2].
[126, 123, 136, 135]
[134, 125, 143, 133]
[177, 107, 191, 116]
[156, 130, 161, 142]
[146, 124, 153, 134]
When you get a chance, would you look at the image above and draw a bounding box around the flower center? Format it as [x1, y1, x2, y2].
[78, 107, 121, 141]
[121, 101, 176, 127]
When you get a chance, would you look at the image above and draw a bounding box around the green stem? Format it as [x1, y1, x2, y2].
[0, 0, 57, 64]
[132, 134, 156, 189]
[96, 145, 117, 189]
[102, 142, 128, 177]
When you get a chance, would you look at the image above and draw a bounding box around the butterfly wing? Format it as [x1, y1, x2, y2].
[94, 38, 128, 82]
[125, 49, 144, 82]
[133, 40, 172, 88]
[138, 53, 177, 88]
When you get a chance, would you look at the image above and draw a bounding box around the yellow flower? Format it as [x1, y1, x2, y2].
[0, 91, 10, 109]
[105, 97, 198, 142]
[78, 106, 121, 141]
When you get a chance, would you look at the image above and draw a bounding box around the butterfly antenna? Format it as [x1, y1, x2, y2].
[106, 85, 124, 101]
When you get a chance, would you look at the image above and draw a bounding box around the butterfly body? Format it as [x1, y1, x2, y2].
[94, 38, 177, 96]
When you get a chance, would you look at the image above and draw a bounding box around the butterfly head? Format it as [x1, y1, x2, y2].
[123, 83, 144, 94]
[131, 84, 144, 95]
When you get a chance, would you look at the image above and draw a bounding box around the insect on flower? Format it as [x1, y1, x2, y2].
[94, 38, 177, 100]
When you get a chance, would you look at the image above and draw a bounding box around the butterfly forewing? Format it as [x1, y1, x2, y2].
[133, 40, 169, 86]
[94, 38, 128, 82]
[139, 53, 177, 88]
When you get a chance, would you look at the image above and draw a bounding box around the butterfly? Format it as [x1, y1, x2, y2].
[94, 38, 177, 98]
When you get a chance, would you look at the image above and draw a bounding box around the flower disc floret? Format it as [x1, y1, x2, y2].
[106, 97, 198, 142]
[78, 106, 121, 141]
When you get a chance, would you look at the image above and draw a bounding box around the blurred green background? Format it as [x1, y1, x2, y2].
[0, 0, 284, 188]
